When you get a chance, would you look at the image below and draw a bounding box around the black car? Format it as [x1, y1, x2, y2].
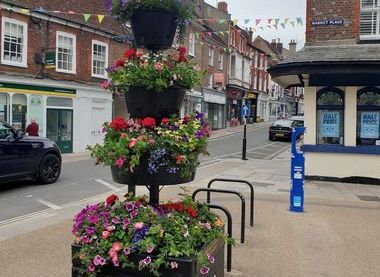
[269, 120, 297, 141]
[0, 119, 62, 184]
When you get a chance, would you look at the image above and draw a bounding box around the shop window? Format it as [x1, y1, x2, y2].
[12, 94, 27, 131]
[92, 40, 108, 79]
[188, 32, 195, 56]
[230, 55, 236, 78]
[218, 52, 223, 70]
[0, 93, 9, 121]
[1, 17, 28, 67]
[208, 47, 214, 66]
[56, 31, 76, 74]
[360, 0, 380, 39]
[316, 87, 344, 145]
[47, 97, 73, 107]
[357, 87, 380, 145]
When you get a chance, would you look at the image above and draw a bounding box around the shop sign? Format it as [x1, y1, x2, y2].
[247, 92, 256, 99]
[311, 19, 344, 26]
[360, 111, 379, 139]
[227, 89, 244, 100]
[320, 111, 339, 137]
[203, 91, 226, 105]
[0, 82, 76, 96]
[213, 73, 225, 85]
[45, 52, 56, 69]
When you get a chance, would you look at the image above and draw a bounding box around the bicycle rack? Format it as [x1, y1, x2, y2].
[207, 178, 255, 226]
[192, 188, 246, 244]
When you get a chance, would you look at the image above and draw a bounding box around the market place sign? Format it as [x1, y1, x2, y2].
[311, 19, 344, 26]
[0, 82, 76, 97]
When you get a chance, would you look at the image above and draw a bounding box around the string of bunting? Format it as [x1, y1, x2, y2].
[1, 4, 304, 28]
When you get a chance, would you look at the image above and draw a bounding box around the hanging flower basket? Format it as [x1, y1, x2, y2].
[131, 9, 178, 51]
[124, 86, 186, 120]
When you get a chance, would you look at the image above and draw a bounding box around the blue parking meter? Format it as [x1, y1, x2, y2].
[290, 127, 305, 213]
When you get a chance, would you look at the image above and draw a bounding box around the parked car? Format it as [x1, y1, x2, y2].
[290, 116, 304, 128]
[269, 120, 297, 141]
[0, 119, 62, 184]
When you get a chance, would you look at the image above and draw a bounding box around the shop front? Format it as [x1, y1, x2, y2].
[245, 92, 258, 124]
[182, 89, 203, 116]
[257, 92, 269, 122]
[268, 44, 380, 182]
[0, 77, 112, 153]
[202, 88, 226, 130]
[226, 85, 245, 124]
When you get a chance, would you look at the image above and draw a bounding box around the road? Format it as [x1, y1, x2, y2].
[0, 126, 290, 225]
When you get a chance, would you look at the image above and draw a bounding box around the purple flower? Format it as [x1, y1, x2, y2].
[195, 112, 204, 120]
[207, 254, 215, 264]
[103, 221, 110, 228]
[85, 227, 96, 235]
[88, 263, 95, 272]
[182, 135, 188, 142]
[93, 255, 104, 266]
[104, 0, 113, 11]
[143, 256, 152, 265]
[112, 217, 120, 224]
[88, 215, 99, 224]
[130, 209, 138, 218]
[119, 0, 129, 11]
[195, 130, 204, 139]
[100, 211, 110, 218]
[125, 202, 134, 211]
[123, 248, 131, 256]
[170, 261, 178, 269]
[200, 266, 210, 275]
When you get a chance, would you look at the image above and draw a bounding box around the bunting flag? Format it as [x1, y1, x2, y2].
[244, 19, 250, 24]
[255, 19, 261, 26]
[97, 15, 105, 24]
[83, 14, 91, 23]
[280, 23, 286, 29]
[20, 8, 30, 14]
[267, 25, 272, 29]
[219, 19, 226, 24]
[275, 18, 280, 26]
[290, 21, 295, 28]
[232, 19, 239, 25]
[284, 18, 290, 25]
[297, 17, 303, 25]
[268, 18, 272, 25]
[259, 26, 264, 31]
[195, 33, 200, 40]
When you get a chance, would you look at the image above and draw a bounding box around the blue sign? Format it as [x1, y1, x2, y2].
[320, 111, 339, 137]
[241, 105, 250, 117]
[290, 127, 305, 213]
[360, 112, 379, 139]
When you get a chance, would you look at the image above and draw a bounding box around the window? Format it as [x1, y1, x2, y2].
[218, 52, 223, 70]
[1, 17, 27, 67]
[56, 32, 76, 74]
[188, 32, 195, 56]
[357, 87, 380, 145]
[12, 94, 27, 131]
[92, 40, 108, 79]
[360, 0, 380, 39]
[316, 87, 344, 145]
[207, 74, 213, 88]
[208, 47, 214, 66]
[230, 55, 236, 78]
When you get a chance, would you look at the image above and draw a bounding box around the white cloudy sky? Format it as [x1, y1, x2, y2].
[205, 0, 306, 50]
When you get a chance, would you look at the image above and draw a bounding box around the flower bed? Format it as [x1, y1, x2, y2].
[72, 193, 227, 276]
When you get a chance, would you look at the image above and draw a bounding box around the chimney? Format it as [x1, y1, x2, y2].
[248, 28, 253, 42]
[276, 38, 283, 54]
[218, 1, 228, 14]
[288, 39, 297, 58]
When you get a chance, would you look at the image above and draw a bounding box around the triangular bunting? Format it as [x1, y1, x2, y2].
[232, 19, 239, 25]
[84, 14, 91, 23]
[259, 26, 264, 30]
[68, 11, 76, 14]
[53, 10, 61, 13]
[244, 19, 250, 24]
[275, 18, 280, 26]
[219, 31, 224, 36]
[290, 21, 295, 28]
[219, 19, 226, 24]
[280, 23, 286, 29]
[20, 9, 30, 14]
[284, 18, 289, 24]
[297, 17, 303, 25]
[195, 33, 200, 40]
[98, 15, 105, 24]
[255, 19, 261, 25]
[268, 18, 272, 24]
[267, 25, 272, 29]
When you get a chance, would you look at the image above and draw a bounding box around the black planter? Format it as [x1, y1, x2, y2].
[72, 237, 224, 277]
[124, 87, 186, 120]
[131, 9, 178, 51]
[111, 158, 195, 186]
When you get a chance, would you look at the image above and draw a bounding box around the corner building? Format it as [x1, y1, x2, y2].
[268, 0, 380, 182]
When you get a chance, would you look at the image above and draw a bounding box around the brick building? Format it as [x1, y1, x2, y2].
[268, 0, 380, 182]
[0, 0, 128, 153]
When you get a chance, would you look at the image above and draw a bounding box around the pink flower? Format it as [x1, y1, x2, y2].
[102, 230, 110, 239]
[134, 222, 144, 230]
[170, 261, 178, 269]
[123, 248, 131, 256]
[100, 80, 111, 90]
[153, 62, 163, 71]
[200, 266, 210, 275]
[128, 138, 138, 148]
[87, 263, 95, 272]
[207, 254, 215, 264]
[116, 156, 125, 169]
[108, 248, 116, 258]
[112, 255, 119, 267]
[106, 225, 115, 231]
[112, 242, 122, 252]
[146, 245, 154, 253]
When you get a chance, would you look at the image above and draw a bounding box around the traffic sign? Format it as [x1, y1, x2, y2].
[241, 105, 250, 117]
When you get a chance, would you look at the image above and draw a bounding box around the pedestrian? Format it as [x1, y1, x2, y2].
[26, 119, 39, 136]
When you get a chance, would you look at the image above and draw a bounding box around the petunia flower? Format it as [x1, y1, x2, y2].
[116, 156, 125, 169]
[200, 266, 210, 275]
[134, 222, 144, 230]
[143, 256, 152, 265]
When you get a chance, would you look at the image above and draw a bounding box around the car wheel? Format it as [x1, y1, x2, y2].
[38, 154, 61, 184]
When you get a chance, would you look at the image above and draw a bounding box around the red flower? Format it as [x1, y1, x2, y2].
[136, 53, 143, 58]
[186, 206, 197, 218]
[115, 59, 125, 68]
[161, 118, 170, 125]
[109, 116, 129, 131]
[175, 155, 186, 164]
[173, 202, 184, 213]
[106, 194, 119, 206]
[183, 115, 191, 124]
[124, 49, 136, 59]
[178, 47, 187, 62]
[142, 117, 156, 129]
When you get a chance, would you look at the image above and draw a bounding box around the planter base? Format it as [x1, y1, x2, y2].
[72, 237, 224, 277]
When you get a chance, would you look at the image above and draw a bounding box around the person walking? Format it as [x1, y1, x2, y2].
[26, 119, 39, 136]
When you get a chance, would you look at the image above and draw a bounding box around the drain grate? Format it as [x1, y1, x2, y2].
[357, 195, 380, 202]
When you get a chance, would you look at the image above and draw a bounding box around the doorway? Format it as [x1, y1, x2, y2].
[47, 109, 73, 153]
